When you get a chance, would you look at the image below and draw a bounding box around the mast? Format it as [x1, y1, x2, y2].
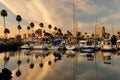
[73, 0, 76, 37]
[95, 16, 97, 47]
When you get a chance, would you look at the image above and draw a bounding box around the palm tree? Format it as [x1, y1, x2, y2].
[1, 9, 7, 38]
[117, 31, 120, 38]
[54, 27, 57, 36]
[16, 15, 22, 25]
[39, 22, 44, 37]
[67, 30, 73, 36]
[54, 26, 57, 31]
[91, 33, 95, 38]
[58, 28, 63, 36]
[35, 29, 41, 35]
[48, 24, 52, 34]
[27, 26, 30, 37]
[30, 22, 35, 40]
[4, 28, 10, 39]
[17, 25, 22, 36]
[30, 22, 34, 32]
[16, 15, 22, 37]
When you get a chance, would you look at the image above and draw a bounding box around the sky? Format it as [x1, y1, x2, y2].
[0, 0, 120, 37]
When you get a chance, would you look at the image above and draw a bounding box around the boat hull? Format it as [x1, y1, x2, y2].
[80, 46, 95, 53]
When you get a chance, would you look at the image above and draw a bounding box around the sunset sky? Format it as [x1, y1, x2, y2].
[0, 0, 120, 37]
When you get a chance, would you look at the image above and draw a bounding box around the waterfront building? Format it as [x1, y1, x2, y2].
[98, 26, 105, 39]
[23, 33, 27, 39]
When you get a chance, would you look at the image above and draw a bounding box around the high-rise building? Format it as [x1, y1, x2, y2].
[98, 26, 105, 39]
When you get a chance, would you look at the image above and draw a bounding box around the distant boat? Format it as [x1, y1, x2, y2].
[101, 39, 116, 51]
[79, 40, 96, 53]
[33, 41, 48, 50]
[65, 44, 78, 50]
[20, 42, 34, 49]
[116, 39, 120, 50]
[47, 39, 66, 50]
[47, 39, 61, 50]
[65, 38, 79, 50]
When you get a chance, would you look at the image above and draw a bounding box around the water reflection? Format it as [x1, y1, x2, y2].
[103, 52, 112, 64]
[48, 53, 52, 65]
[16, 50, 22, 77]
[0, 50, 120, 80]
[0, 52, 12, 80]
[53, 51, 62, 62]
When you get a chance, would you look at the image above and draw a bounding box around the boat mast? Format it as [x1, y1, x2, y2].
[73, 0, 76, 37]
[95, 16, 97, 47]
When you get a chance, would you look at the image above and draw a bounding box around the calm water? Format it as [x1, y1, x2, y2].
[0, 49, 120, 80]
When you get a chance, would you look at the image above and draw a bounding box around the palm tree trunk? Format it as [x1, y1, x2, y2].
[41, 28, 42, 38]
[28, 30, 29, 38]
[3, 17, 5, 30]
[32, 28, 34, 41]
[49, 29, 50, 34]
[19, 30, 20, 36]
[3, 17, 6, 39]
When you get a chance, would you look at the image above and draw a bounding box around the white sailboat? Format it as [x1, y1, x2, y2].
[33, 41, 48, 50]
[65, 0, 79, 50]
[20, 42, 34, 49]
[101, 39, 116, 51]
[116, 39, 120, 50]
[65, 44, 79, 50]
[79, 40, 96, 53]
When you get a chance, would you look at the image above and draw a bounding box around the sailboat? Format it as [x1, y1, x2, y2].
[79, 40, 96, 53]
[101, 39, 116, 51]
[79, 17, 98, 53]
[65, 0, 79, 50]
[116, 39, 120, 50]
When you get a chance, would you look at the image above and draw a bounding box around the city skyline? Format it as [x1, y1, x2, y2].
[0, 0, 120, 37]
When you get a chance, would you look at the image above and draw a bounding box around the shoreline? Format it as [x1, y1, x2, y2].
[0, 41, 22, 52]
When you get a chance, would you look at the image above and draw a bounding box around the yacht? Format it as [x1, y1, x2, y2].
[116, 39, 120, 50]
[20, 42, 34, 49]
[65, 38, 79, 50]
[33, 41, 48, 50]
[79, 40, 96, 53]
[101, 39, 116, 51]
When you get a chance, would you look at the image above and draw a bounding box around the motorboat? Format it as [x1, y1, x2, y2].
[33, 41, 48, 50]
[65, 39, 79, 50]
[101, 39, 116, 51]
[116, 39, 120, 50]
[47, 39, 66, 50]
[79, 40, 96, 53]
[65, 43, 79, 50]
[20, 42, 34, 49]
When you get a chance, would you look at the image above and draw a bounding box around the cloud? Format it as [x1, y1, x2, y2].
[99, 13, 120, 23]
[0, 0, 120, 37]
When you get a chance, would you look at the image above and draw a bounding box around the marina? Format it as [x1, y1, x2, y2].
[0, 0, 120, 80]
